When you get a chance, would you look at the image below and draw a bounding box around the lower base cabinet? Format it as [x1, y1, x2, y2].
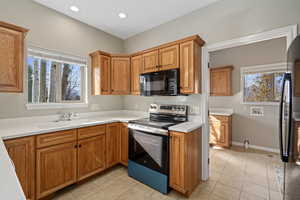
[209, 115, 232, 147]
[36, 142, 77, 199]
[77, 135, 106, 181]
[106, 123, 121, 168]
[120, 123, 129, 166]
[4, 136, 35, 200]
[4, 122, 204, 199]
[169, 128, 202, 196]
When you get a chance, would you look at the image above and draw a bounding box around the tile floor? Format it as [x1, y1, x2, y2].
[53, 146, 283, 200]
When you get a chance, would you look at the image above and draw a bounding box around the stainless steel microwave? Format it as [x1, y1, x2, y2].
[139, 69, 179, 96]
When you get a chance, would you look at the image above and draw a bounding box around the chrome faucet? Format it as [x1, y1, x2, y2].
[61, 112, 74, 121]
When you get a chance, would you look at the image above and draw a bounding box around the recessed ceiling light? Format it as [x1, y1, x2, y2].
[70, 5, 79, 12]
[118, 12, 127, 19]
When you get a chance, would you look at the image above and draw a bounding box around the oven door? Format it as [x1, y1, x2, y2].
[128, 127, 169, 175]
[140, 69, 179, 96]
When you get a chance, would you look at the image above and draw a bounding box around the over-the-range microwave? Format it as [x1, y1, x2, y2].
[139, 69, 180, 96]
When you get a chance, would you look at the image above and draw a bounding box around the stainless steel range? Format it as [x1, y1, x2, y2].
[127, 104, 188, 194]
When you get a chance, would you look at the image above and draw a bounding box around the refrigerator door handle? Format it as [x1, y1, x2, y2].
[279, 73, 292, 162]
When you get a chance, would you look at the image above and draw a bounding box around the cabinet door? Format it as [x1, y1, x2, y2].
[36, 142, 77, 199]
[142, 50, 159, 73]
[169, 132, 185, 193]
[0, 24, 27, 92]
[78, 135, 106, 181]
[159, 45, 179, 71]
[100, 55, 111, 95]
[91, 54, 111, 95]
[209, 115, 231, 147]
[180, 41, 201, 94]
[111, 57, 130, 95]
[4, 137, 35, 200]
[106, 123, 121, 168]
[131, 55, 142, 95]
[210, 66, 233, 96]
[294, 122, 300, 160]
[120, 123, 129, 166]
[294, 61, 300, 97]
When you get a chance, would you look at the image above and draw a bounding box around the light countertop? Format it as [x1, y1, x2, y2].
[0, 110, 203, 199]
[209, 108, 234, 116]
[168, 121, 203, 133]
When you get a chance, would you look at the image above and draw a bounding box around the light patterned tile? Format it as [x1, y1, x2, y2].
[242, 181, 269, 199]
[211, 183, 240, 200]
[240, 191, 267, 200]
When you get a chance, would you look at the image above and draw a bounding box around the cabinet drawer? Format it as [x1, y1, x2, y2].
[37, 129, 77, 148]
[78, 125, 106, 140]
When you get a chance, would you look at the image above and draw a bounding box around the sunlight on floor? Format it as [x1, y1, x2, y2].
[52, 146, 282, 200]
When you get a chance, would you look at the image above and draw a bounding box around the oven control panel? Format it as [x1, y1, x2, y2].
[149, 104, 188, 115]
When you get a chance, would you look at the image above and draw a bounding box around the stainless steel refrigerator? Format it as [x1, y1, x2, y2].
[279, 35, 300, 200]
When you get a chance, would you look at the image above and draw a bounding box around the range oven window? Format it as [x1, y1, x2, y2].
[129, 129, 169, 174]
[140, 69, 179, 96]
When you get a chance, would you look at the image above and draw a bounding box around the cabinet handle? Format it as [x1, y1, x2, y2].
[74, 144, 78, 148]
[79, 144, 82, 148]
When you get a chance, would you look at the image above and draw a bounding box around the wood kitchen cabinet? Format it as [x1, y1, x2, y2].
[293, 121, 300, 161]
[111, 56, 131, 95]
[159, 44, 179, 71]
[77, 135, 106, 181]
[169, 128, 201, 196]
[106, 123, 121, 168]
[4, 136, 35, 200]
[142, 49, 159, 73]
[209, 115, 232, 147]
[90, 51, 111, 95]
[120, 123, 129, 166]
[179, 40, 202, 94]
[0, 21, 28, 93]
[36, 142, 77, 199]
[77, 125, 106, 181]
[130, 55, 142, 95]
[294, 61, 300, 97]
[210, 66, 233, 96]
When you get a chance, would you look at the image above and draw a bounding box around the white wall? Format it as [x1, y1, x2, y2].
[209, 38, 287, 149]
[0, 0, 124, 118]
[124, 0, 300, 53]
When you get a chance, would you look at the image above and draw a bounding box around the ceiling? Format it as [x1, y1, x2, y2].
[33, 0, 221, 39]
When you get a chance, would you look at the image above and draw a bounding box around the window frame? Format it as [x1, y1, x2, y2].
[240, 63, 288, 106]
[25, 46, 88, 110]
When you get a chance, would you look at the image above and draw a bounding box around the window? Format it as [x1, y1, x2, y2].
[27, 46, 87, 109]
[241, 63, 287, 105]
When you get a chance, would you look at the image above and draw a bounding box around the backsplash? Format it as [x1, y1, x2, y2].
[122, 94, 203, 115]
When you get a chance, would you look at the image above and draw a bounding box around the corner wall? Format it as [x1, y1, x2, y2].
[0, 0, 124, 118]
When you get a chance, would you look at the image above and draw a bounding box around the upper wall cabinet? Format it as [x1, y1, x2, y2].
[131, 55, 142, 95]
[90, 51, 111, 95]
[142, 50, 159, 73]
[210, 66, 233, 96]
[159, 44, 179, 71]
[180, 40, 202, 94]
[0, 21, 28, 93]
[90, 35, 205, 96]
[111, 56, 131, 95]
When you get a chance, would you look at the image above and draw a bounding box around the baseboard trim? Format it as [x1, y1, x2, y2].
[232, 141, 280, 153]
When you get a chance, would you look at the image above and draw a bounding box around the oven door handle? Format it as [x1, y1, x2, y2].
[128, 124, 169, 136]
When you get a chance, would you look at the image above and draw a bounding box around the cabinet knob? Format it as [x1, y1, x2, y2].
[74, 144, 78, 148]
[79, 144, 82, 148]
